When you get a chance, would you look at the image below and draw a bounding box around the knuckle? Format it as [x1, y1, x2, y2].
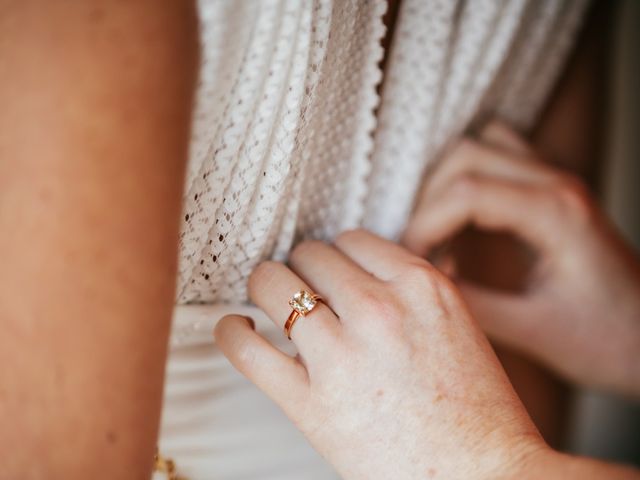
[399, 261, 462, 305]
[354, 286, 406, 324]
[399, 261, 440, 293]
[446, 139, 479, 171]
[455, 137, 481, 159]
[433, 274, 464, 308]
[483, 118, 509, 135]
[452, 173, 480, 197]
[483, 118, 520, 143]
[555, 175, 593, 221]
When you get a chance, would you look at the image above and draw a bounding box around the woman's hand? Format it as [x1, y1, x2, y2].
[403, 120, 640, 397]
[215, 230, 544, 479]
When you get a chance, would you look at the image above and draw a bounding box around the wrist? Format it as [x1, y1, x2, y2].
[469, 426, 551, 480]
[491, 439, 553, 480]
[510, 445, 563, 479]
[501, 445, 598, 480]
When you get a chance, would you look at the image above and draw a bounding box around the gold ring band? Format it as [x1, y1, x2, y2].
[284, 290, 323, 340]
[284, 310, 301, 340]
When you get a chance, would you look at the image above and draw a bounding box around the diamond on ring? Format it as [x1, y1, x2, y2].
[289, 290, 318, 315]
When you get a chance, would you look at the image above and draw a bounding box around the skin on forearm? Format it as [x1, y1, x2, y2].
[0, 1, 198, 478]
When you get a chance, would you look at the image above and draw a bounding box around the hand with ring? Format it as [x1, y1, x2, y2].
[403, 120, 640, 397]
[215, 229, 548, 479]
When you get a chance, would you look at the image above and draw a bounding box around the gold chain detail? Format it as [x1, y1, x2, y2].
[154, 448, 188, 480]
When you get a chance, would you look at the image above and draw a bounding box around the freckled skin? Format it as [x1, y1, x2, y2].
[218, 232, 544, 479]
[218, 229, 640, 479]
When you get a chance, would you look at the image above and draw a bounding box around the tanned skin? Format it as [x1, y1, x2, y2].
[0, 2, 199, 478]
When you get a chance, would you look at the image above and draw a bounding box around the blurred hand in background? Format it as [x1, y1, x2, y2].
[403, 120, 640, 397]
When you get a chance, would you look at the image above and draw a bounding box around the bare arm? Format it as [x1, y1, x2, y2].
[0, 1, 198, 477]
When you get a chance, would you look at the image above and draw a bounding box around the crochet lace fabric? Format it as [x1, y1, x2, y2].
[176, 0, 588, 307]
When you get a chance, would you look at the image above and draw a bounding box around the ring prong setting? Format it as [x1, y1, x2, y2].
[289, 290, 318, 316]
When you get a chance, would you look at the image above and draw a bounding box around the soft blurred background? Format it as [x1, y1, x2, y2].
[567, 0, 640, 466]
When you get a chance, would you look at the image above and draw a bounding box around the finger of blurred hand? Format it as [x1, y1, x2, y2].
[403, 174, 558, 257]
[479, 119, 532, 155]
[421, 138, 555, 208]
[214, 314, 309, 413]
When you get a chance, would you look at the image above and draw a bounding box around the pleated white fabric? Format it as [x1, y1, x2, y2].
[159, 0, 589, 478]
[159, 306, 338, 479]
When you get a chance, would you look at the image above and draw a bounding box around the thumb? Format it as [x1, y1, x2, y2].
[214, 314, 308, 410]
[402, 175, 556, 259]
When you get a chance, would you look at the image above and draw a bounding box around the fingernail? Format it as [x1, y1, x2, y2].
[244, 316, 255, 330]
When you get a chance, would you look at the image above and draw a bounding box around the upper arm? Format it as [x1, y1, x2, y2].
[0, 1, 198, 477]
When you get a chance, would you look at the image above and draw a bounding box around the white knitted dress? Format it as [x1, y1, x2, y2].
[158, 1, 588, 478]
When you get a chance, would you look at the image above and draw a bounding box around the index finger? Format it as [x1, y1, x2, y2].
[402, 175, 558, 257]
